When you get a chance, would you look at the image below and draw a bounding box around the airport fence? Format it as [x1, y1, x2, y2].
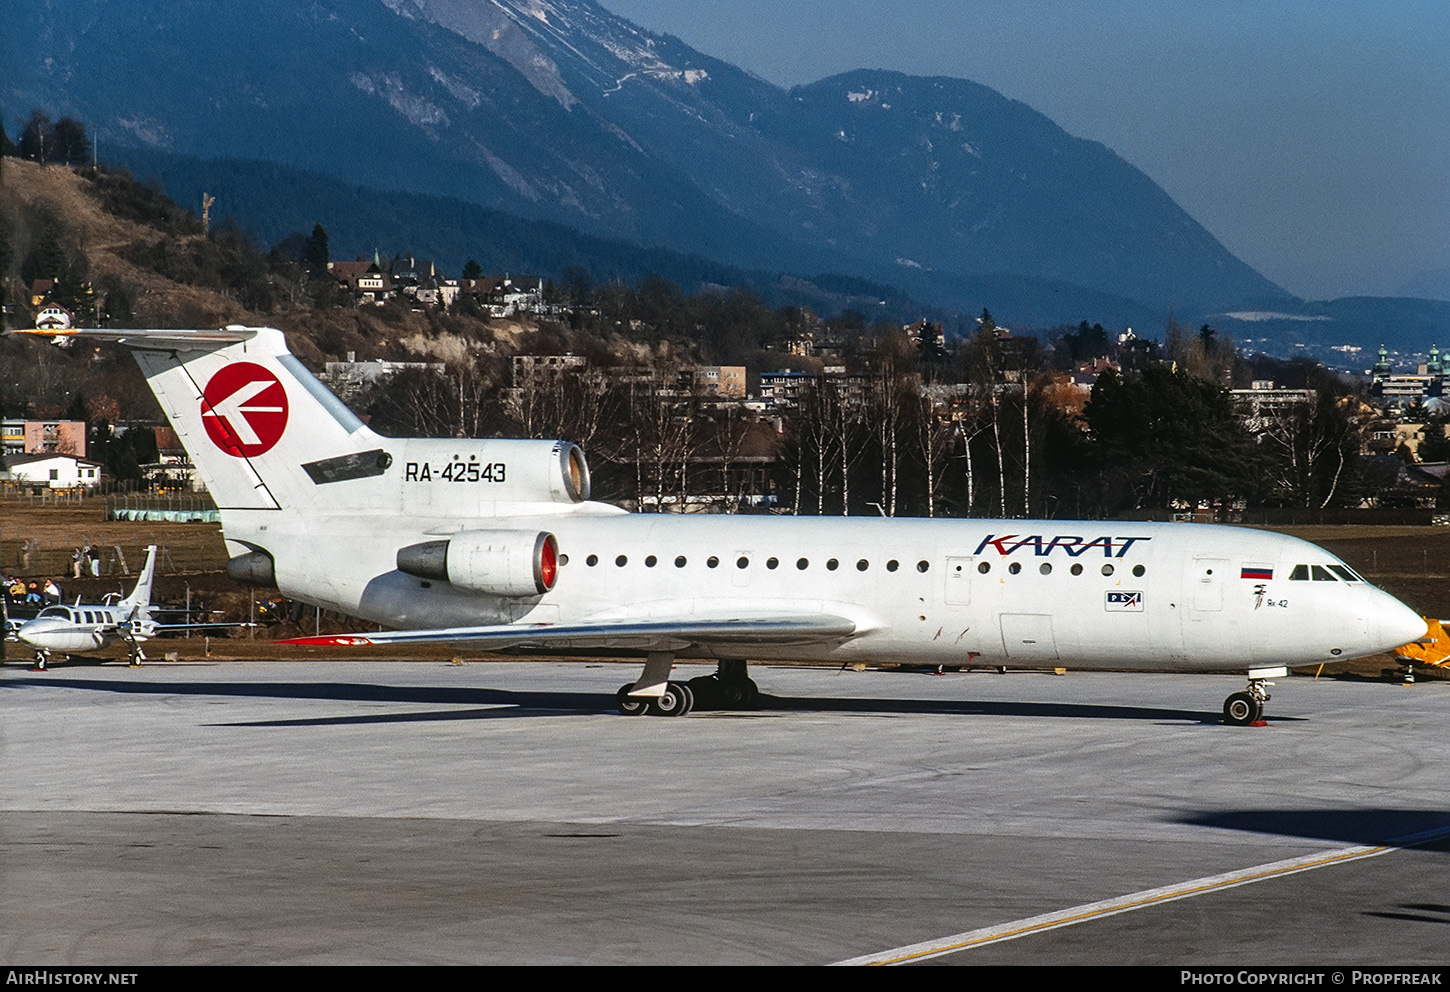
[0, 534, 227, 580]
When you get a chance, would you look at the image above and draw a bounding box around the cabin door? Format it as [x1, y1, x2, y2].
[944, 556, 974, 606]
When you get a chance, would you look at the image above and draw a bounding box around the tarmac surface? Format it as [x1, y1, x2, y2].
[2, 657, 1449, 966]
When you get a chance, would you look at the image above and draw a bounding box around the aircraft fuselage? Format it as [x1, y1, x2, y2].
[236, 508, 1418, 672]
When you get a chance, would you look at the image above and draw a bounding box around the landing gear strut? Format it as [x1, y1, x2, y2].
[615, 657, 759, 716]
[687, 659, 758, 711]
[121, 632, 146, 668]
[1223, 670, 1281, 726]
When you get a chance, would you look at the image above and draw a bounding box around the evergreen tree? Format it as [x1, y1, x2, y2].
[303, 223, 329, 273]
[18, 110, 51, 164]
[1083, 365, 1259, 513]
[49, 117, 90, 166]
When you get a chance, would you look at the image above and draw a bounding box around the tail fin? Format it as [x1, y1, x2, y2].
[119, 545, 157, 614]
[12, 325, 591, 530]
[121, 327, 383, 511]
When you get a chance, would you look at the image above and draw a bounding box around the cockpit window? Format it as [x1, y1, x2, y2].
[1328, 565, 1360, 582]
[1289, 565, 1309, 581]
[37, 607, 69, 619]
[1310, 565, 1336, 581]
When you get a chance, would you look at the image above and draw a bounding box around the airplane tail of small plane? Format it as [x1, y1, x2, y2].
[118, 545, 158, 616]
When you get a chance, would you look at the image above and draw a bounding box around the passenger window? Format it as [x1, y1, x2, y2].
[707, 556, 719, 568]
[826, 559, 839, 571]
[856, 559, 869, 571]
[1008, 562, 1021, 575]
[736, 556, 749, 569]
[1039, 563, 1052, 575]
[645, 555, 657, 567]
[1101, 564, 1115, 576]
[1070, 563, 1083, 576]
[796, 558, 809, 570]
[616, 555, 628, 567]
[675, 556, 687, 568]
[1311, 565, 1336, 581]
[886, 560, 899, 572]
[977, 561, 991, 574]
[767, 557, 779, 569]
[917, 560, 929, 573]
[1132, 565, 1145, 577]
[1289, 565, 1309, 581]
[586, 554, 599, 567]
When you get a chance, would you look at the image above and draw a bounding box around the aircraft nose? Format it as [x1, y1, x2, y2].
[16, 619, 60, 647]
[1371, 593, 1428, 653]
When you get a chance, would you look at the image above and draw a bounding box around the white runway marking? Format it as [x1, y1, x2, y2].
[834, 825, 1450, 966]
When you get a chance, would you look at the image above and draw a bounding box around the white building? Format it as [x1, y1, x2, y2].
[4, 453, 102, 489]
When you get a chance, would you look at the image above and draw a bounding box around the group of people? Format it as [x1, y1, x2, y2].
[70, 544, 102, 578]
[4, 575, 62, 606]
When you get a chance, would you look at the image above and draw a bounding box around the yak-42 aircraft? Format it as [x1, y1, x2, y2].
[19, 326, 1426, 723]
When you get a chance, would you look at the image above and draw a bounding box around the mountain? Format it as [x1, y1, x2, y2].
[6, 0, 1291, 324]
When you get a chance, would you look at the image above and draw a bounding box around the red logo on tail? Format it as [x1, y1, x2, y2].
[201, 363, 288, 457]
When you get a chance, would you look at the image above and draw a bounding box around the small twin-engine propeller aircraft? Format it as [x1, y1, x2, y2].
[12, 545, 244, 669]
[13, 326, 1426, 722]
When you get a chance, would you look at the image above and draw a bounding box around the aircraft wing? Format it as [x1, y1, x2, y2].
[139, 622, 259, 634]
[280, 613, 859, 653]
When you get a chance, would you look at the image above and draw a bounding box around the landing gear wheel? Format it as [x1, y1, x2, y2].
[1223, 691, 1262, 726]
[687, 675, 721, 710]
[716, 676, 759, 710]
[648, 681, 694, 717]
[615, 683, 649, 716]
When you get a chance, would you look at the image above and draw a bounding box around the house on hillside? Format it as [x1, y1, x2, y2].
[387, 254, 454, 307]
[326, 259, 393, 305]
[35, 304, 74, 330]
[459, 275, 544, 317]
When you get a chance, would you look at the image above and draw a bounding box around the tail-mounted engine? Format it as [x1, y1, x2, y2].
[394, 439, 591, 506]
[396, 531, 559, 598]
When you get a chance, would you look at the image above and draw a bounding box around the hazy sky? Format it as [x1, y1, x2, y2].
[602, 0, 1449, 302]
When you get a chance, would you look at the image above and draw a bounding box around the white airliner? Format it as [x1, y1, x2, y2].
[17, 326, 1426, 723]
[12, 544, 238, 668]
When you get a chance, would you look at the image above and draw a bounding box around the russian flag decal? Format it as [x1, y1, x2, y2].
[1241, 566, 1273, 580]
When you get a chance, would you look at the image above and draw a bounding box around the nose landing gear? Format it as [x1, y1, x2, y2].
[1223, 669, 1282, 726]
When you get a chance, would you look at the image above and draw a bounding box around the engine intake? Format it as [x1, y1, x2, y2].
[397, 531, 558, 598]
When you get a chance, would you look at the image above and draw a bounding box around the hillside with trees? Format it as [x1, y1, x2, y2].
[1, 147, 1384, 518]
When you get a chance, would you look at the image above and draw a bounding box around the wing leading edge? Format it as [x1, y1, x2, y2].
[281, 613, 859, 653]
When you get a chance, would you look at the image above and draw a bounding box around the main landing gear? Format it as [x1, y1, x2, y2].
[615, 656, 759, 717]
[1223, 668, 1284, 726]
